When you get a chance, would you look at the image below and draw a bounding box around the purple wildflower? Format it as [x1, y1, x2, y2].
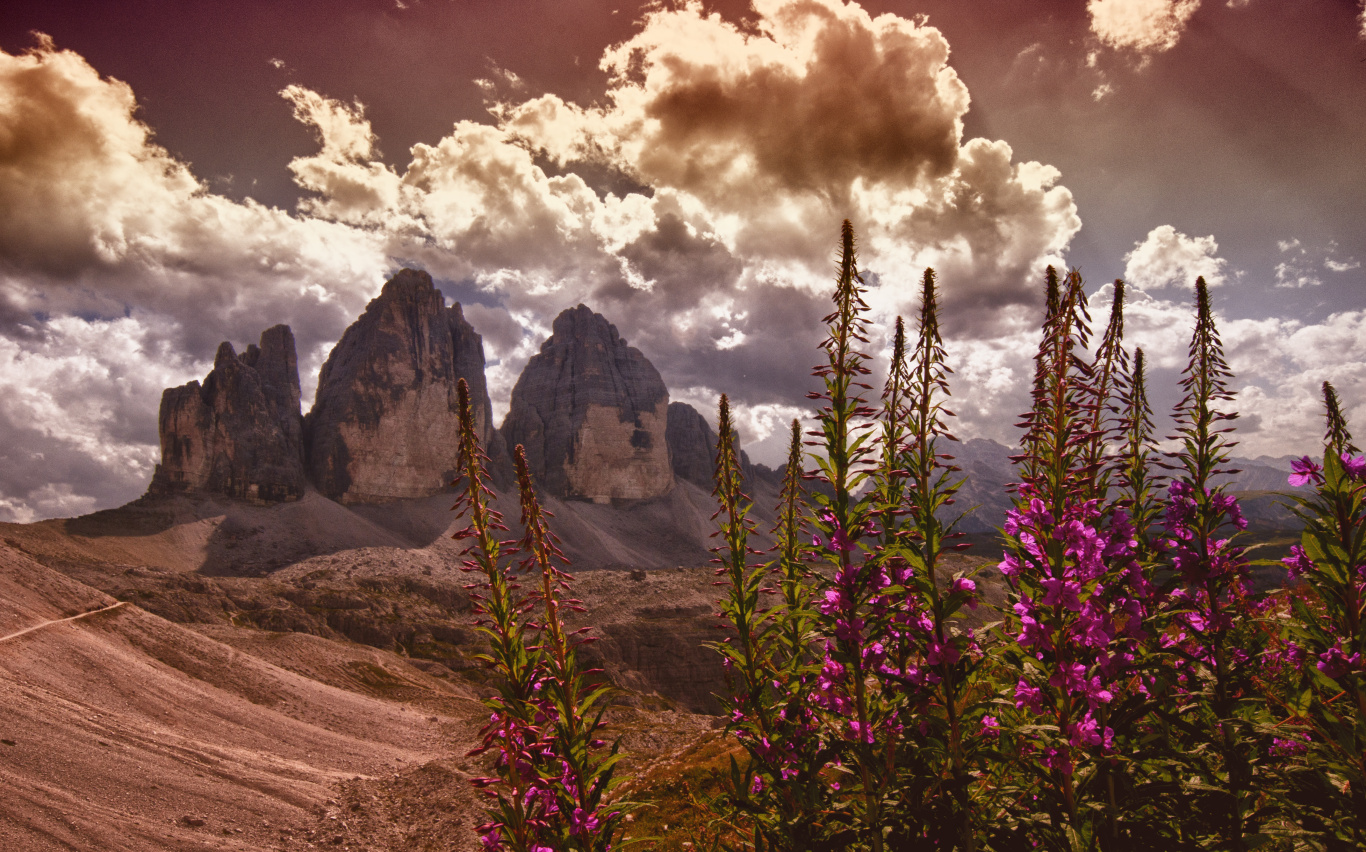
[1282, 545, 1313, 579]
[1342, 452, 1366, 480]
[1288, 456, 1323, 487]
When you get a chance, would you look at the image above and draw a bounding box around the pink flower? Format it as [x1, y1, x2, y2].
[1041, 576, 1083, 611]
[951, 577, 979, 609]
[1342, 452, 1366, 480]
[1015, 679, 1044, 712]
[1282, 545, 1313, 578]
[1288, 456, 1323, 487]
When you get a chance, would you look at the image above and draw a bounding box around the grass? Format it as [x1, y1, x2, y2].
[615, 729, 748, 850]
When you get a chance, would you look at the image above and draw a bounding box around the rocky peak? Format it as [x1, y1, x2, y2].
[238, 324, 304, 455]
[665, 400, 773, 491]
[305, 268, 506, 503]
[149, 327, 306, 503]
[502, 304, 672, 502]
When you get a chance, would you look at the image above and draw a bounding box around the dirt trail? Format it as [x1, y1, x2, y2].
[0, 601, 127, 644]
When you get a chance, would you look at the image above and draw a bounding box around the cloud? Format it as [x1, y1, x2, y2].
[1122, 225, 1228, 290]
[1083, 282, 1366, 459]
[1088, 0, 1201, 56]
[0, 3, 1078, 520]
[0, 314, 201, 522]
[283, 0, 1081, 406]
[1272, 238, 1359, 288]
[0, 40, 391, 354]
[1274, 238, 1322, 289]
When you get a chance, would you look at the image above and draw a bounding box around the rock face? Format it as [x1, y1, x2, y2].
[149, 325, 306, 503]
[502, 305, 672, 502]
[666, 402, 719, 489]
[666, 400, 776, 491]
[305, 268, 505, 504]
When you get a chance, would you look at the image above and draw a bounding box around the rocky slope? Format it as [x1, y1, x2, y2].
[305, 269, 506, 503]
[148, 326, 306, 504]
[501, 304, 672, 503]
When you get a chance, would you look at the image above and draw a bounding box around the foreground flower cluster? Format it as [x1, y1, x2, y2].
[456, 223, 1364, 852]
[703, 224, 1366, 851]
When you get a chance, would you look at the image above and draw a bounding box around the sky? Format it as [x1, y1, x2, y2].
[0, 0, 1364, 523]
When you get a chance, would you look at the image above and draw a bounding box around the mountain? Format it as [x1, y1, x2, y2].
[501, 304, 673, 503]
[148, 326, 306, 503]
[305, 268, 507, 503]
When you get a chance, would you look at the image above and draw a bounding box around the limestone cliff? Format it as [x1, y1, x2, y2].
[149, 326, 306, 503]
[501, 305, 672, 502]
[665, 401, 719, 490]
[665, 400, 778, 491]
[305, 268, 506, 503]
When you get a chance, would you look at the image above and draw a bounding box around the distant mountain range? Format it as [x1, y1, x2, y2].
[139, 266, 1301, 552]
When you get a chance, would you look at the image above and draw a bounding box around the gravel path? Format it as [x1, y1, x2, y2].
[0, 601, 127, 644]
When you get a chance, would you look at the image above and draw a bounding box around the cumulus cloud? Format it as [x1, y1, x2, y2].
[282, 0, 1080, 412]
[0, 39, 391, 516]
[30, 1, 1362, 523]
[0, 314, 201, 522]
[1081, 281, 1366, 459]
[1122, 225, 1228, 290]
[1088, 0, 1201, 56]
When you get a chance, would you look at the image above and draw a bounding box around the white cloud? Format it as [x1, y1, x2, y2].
[0, 314, 204, 521]
[1086, 283, 1366, 459]
[0, 3, 1083, 519]
[1088, 0, 1202, 56]
[1272, 237, 1359, 289]
[1122, 225, 1228, 290]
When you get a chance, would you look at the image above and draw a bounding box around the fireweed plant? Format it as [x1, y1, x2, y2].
[712, 396, 834, 850]
[878, 267, 986, 849]
[714, 224, 989, 850]
[1156, 276, 1272, 849]
[451, 379, 623, 851]
[1114, 347, 1163, 561]
[430, 218, 1366, 850]
[1273, 381, 1366, 846]
[995, 269, 1154, 850]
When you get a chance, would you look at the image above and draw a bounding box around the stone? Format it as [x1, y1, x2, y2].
[502, 305, 671, 502]
[239, 324, 304, 456]
[665, 400, 775, 491]
[665, 401, 718, 490]
[304, 268, 505, 503]
[149, 327, 306, 503]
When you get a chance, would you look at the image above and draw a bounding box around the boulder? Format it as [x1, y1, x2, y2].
[304, 268, 505, 503]
[502, 305, 672, 502]
[149, 326, 306, 503]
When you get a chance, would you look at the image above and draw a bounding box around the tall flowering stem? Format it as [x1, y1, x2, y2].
[874, 316, 911, 556]
[1159, 276, 1267, 848]
[886, 267, 984, 849]
[997, 268, 1150, 850]
[1275, 382, 1366, 845]
[452, 379, 541, 852]
[1081, 281, 1129, 501]
[806, 220, 887, 850]
[773, 418, 814, 668]
[513, 446, 625, 852]
[1115, 347, 1162, 559]
[714, 395, 831, 849]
